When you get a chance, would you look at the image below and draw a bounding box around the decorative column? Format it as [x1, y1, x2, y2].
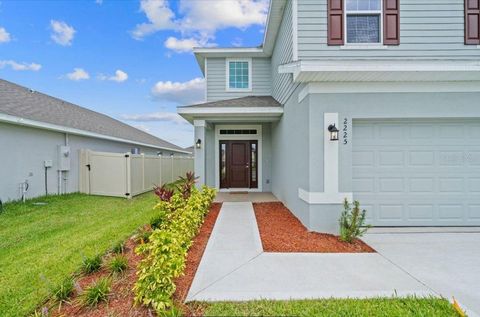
[194, 120, 206, 187]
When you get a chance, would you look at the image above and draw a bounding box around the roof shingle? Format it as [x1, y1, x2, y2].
[0, 79, 185, 152]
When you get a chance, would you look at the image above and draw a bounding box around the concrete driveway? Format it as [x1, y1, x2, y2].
[363, 228, 480, 317]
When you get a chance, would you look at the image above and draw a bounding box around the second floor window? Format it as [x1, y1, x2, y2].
[226, 59, 251, 91]
[346, 0, 382, 44]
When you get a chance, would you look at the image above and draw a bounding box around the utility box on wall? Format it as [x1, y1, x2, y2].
[57, 145, 71, 171]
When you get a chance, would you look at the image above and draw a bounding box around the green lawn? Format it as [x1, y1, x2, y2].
[0, 192, 159, 317]
[202, 297, 461, 317]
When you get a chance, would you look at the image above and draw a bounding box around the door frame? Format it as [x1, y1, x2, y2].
[215, 124, 262, 192]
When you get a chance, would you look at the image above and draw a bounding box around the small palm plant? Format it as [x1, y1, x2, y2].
[339, 198, 371, 243]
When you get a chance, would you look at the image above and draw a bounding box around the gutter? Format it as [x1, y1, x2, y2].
[0, 113, 190, 154]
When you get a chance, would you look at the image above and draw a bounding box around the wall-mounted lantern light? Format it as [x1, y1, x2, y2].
[196, 138, 202, 149]
[328, 124, 339, 141]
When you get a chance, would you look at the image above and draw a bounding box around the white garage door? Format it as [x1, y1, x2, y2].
[352, 119, 480, 226]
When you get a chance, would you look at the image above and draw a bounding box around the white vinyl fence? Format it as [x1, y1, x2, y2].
[79, 149, 193, 198]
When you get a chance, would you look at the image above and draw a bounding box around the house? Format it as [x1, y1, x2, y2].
[178, 0, 480, 233]
[0, 79, 189, 202]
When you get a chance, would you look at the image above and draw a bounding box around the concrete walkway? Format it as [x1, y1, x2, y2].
[364, 230, 480, 317]
[187, 202, 434, 302]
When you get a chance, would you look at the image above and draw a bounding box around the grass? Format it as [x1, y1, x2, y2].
[108, 255, 128, 274]
[0, 192, 158, 317]
[202, 297, 462, 317]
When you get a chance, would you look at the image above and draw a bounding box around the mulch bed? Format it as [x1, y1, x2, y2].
[48, 203, 222, 317]
[253, 202, 375, 253]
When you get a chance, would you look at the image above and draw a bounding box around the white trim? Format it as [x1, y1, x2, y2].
[214, 124, 263, 192]
[225, 58, 253, 92]
[298, 188, 353, 204]
[298, 81, 480, 102]
[194, 47, 263, 54]
[204, 58, 208, 101]
[0, 113, 190, 154]
[324, 113, 339, 194]
[292, 0, 298, 62]
[178, 107, 283, 115]
[193, 120, 207, 127]
[279, 59, 480, 82]
[344, 0, 383, 45]
[340, 45, 387, 50]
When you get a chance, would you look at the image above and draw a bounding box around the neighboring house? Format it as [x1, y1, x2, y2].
[178, 0, 480, 233]
[184, 145, 195, 156]
[0, 79, 189, 202]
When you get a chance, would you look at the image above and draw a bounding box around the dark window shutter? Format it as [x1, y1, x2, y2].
[383, 0, 400, 45]
[465, 0, 480, 44]
[327, 0, 344, 45]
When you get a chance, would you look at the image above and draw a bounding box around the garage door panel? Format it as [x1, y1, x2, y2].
[353, 119, 480, 226]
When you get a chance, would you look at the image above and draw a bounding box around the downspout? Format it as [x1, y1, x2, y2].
[63, 133, 69, 194]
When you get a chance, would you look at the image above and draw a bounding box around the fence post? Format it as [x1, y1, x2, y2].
[171, 155, 174, 182]
[159, 155, 162, 186]
[125, 152, 132, 199]
[141, 153, 145, 192]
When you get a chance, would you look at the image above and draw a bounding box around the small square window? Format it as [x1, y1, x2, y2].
[227, 60, 250, 90]
[347, 15, 380, 43]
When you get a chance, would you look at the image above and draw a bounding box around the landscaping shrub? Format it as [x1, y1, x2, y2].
[81, 277, 111, 307]
[339, 198, 371, 243]
[51, 277, 74, 303]
[133, 184, 216, 313]
[81, 254, 102, 274]
[108, 255, 128, 274]
[111, 241, 124, 254]
[134, 226, 152, 244]
[154, 184, 175, 202]
[150, 212, 166, 230]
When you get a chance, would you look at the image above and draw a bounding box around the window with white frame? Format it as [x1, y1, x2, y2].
[226, 59, 251, 90]
[345, 0, 382, 44]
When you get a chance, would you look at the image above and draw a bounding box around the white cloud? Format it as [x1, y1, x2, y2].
[0, 60, 41, 71]
[132, 0, 268, 53]
[0, 27, 11, 43]
[164, 36, 204, 53]
[122, 112, 188, 125]
[50, 20, 75, 46]
[151, 77, 205, 105]
[95, 0, 103, 4]
[66, 68, 89, 81]
[231, 37, 243, 47]
[99, 69, 128, 82]
[131, 0, 175, 40]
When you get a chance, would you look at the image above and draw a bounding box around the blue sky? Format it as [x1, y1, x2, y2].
[0, 0, 268, 147]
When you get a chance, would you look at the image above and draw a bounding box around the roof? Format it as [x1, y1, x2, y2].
[193, 0, 287, 74]
[0, 79, 187, 153]
[178, 96, 283, 123]
[181, 96, 281, 109]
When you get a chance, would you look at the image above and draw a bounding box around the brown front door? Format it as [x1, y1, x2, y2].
[220, 140, 258, 189]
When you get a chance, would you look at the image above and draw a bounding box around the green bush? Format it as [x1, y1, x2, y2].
[150, 213, 165, 230]
[339, 198, 371, 243]
[108, 255, 128, 274]
[81, 254, 102, 274]
[111, 241, 125, 254]
[133, 185, 216, 313]
[52, 277, 74, 303]
[80, 277, 111, 307]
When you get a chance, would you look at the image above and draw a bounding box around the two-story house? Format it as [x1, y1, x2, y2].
[178, 0, 480, 233]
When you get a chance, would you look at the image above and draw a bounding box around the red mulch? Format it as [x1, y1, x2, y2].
[175, 203, 221, 316]
[49, 203, 222, 317]
[253, 202, 375, 253]
[51, 238, 153, 317]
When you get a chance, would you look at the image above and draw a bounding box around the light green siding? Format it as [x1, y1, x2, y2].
[205, 58, 271, 102]
[271, 0, 299, 104]
[298, 0, 480, 60]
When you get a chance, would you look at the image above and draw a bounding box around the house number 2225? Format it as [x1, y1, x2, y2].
[343, 118, 348, 145]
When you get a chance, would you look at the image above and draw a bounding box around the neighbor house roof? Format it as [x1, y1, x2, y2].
[178, 96, 283, 123]
[0, 79, 188, 153]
